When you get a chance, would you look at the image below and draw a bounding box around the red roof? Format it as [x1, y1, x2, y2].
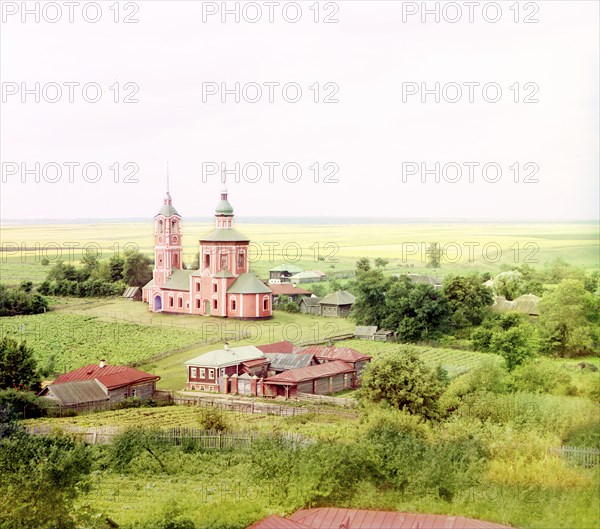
[53, 364, 160, 390]
[256, 341, 297, 354]
[288, 508, 514, 529]
[299, 346, 371, 363]
[242, 358, 270, 368]
[269, 284, 313, 296]
[264, 360, 354, 385]
[247, 515, 311, 529]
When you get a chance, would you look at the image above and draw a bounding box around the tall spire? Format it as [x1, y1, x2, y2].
[164, 162, 172, 205]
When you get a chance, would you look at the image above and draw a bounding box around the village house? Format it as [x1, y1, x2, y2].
[39, 361, 160, 409]
[299, 345, 371, 382]
[298, 296, 322, 315]
[290, 270, 326, 284]
[354, 325, 394, 342]
[142, 184, 272, 319]
[318, 290, 356, 317]
[269, 283, 313, 305]
[184, 344, 268, 393]
[268, 263, 304, 284]
[262, 360, 355, 399]
[247, 508, 515, 529]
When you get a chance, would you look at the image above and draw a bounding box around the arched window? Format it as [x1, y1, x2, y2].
[159, 220, 164, 233]
[172, 220, 178, 233]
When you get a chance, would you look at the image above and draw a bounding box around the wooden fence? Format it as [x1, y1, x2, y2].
[173, 394, 359, 419]
[549, 446, 600, 467]
[297, 392, 357, 408]
[24, 424, 312, 448]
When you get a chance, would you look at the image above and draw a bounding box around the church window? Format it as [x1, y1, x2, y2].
[178, 297, 183, 308]
[263, 297, 269, 311]
[221, 254, 227, 268]
[231, 299, 236, 311]
[213, 283, 218, 293]
[196, 283, 200, 292]
[169, 297, 174, 307]
[159, 220, 164, 233]
[196, 299, 201, 308]
[172, 220, 177, 233]
[238, 252, 244, 268]
[174, 254, 178, 266]
[204, 254, 210, 268]
[213, 299, 218, 310]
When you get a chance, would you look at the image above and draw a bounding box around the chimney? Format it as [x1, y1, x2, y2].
[99, 359, 106, 368]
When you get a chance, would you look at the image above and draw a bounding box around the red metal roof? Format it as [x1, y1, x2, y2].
[288, 508, 514, 529]
[264, 360, 354, 385]
[242, 358, 270, 368]
[53, 364, 160, 390]
[256, 341, 297, 354]
[247, 515, 311, 529]
[269, 284, 313, 296]
[299, 346, 371, 363]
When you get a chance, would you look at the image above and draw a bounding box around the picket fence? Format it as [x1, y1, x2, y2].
[549, 446, 600, 467]
[25, 424, 312, 448]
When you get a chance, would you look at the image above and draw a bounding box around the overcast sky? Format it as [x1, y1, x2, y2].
[1, 0, 598, 221]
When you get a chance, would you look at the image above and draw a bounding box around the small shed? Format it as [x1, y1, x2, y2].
[122, 286, 142, 301]
[299, 296, 322, 315]
[319, 290, 356, 317]
[354, 326, 378, 340]
[265, 353, 319, 374]
[39, 379, 110, 410]
[263, 360, 355, 399]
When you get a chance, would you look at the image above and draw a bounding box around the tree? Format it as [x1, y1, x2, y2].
[425, 243, 443, 269]
[0, 432, 93, 529]
[108, 254, 126, 282]
[0, 337, 41, 391]
[351, 263, 390, 327]
[493, 271, 527, 301]
[383, 278, 450, 342]
[123, 251, 153, 287]
[488, 325, 537, 371]
[443, 274, 494, 329]
[81, 250, 100, 274]
[359, 348, 449, 420]
[538, 279, 599, 356]
[374, 258, 389, 269]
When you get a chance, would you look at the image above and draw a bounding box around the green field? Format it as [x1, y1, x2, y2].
[1, 220, 598, 285]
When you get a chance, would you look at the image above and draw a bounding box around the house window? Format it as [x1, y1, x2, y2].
[200, 386, 205, 391]
[208, 369, 215, 379]
[200, 368, 206, 378]
[132, 388, 138, 398]
[169, 297, 174, 307]
[191, 367, 197, 378]
[178, 297, 183, 308]
[231, 299, 236, 310]
[213, 299, 218, 310]
[263, 297, 269, 311]
[213, 283, 218, 293]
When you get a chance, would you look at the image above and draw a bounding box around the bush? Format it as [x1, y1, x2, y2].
[110, 426, 168, 472]
[197, 407, 229, 432]
[509, 359, 570, 394]
[0, 283, 49, 316]
[0, 389, 47, 419]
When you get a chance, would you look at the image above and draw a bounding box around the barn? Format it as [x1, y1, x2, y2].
[318, 290, 356, 317]
[299, 296, 322, 315]
[299, 346, 371, 383]
[263, 360, 355, 399]
[41, 361, 160, 406]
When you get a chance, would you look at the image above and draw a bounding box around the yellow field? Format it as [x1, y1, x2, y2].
[1, 220, 598, 285]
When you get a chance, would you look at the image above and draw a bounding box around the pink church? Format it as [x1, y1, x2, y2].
[142, 186, 272, 319]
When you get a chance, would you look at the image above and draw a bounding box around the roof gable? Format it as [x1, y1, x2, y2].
[40, 379, 109, 406]
[227, 273, 272, 294]
[319, 290, 356, 306]
[53, 364, 160, 390]
[264, 360, 354, 384]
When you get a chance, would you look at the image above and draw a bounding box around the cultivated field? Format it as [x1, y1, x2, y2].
[1, 220, 598, 285]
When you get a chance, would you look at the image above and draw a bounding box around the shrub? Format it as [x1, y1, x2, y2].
[0, 389, 46, 420]
[509, 359, 570, 394]
[197, 407, 229, 432]
[110, 426, 167, 472]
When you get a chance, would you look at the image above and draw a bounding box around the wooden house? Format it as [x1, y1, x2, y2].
[269, 264, 303, 284]
[299, 296, 322, 315]
[263, 360, 355, 399]
[318, 290, 356, 317]
[299, 345, 371, 383]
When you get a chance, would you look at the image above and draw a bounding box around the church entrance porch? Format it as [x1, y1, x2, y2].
[154, 295, 162, 312]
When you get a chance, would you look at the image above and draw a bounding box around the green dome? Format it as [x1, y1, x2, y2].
[215, 199, 234, 216]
